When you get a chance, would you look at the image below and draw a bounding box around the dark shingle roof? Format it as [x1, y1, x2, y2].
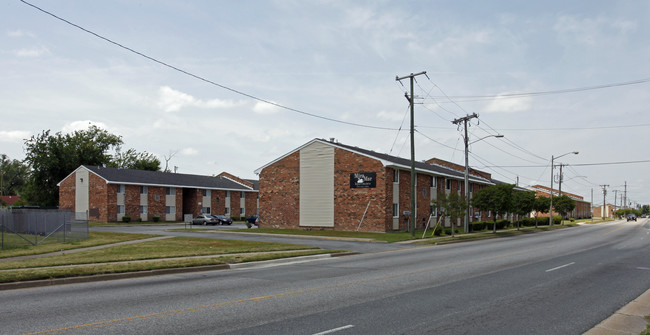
[83, 165, 255, 191]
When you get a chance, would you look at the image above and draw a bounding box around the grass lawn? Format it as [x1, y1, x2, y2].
[0, 231, 155, 258]
[0, 236, 341, 283]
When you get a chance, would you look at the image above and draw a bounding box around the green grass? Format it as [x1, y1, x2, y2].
[0, 236, 319, 270]
[0, 231, 155, 258]
[228, 228, 423, 242]
[643, 315, 650, 335]
[0, 249, 336, 283]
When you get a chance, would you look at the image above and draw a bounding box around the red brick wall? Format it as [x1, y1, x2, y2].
[106, 184, 117, 222]
[259, 151, 300, 228]
[148, 186, 165, 220]
[244, 191, 258, 217]
[211, 190, 225, 215]
[58, 174, 75, 212]
[231, 191, 242, 218]
[125, 185, 140, 219]
[333, 148, 387, 232]
[88, 173, 107, 222]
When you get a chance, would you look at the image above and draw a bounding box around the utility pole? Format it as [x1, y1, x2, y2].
[452, 113, 478, 235]
[624, 181, 627, 209]
[558, 164, 564, 196]
[600, 185, 609, 218]
[396, 71, 427, 236]
[614, 190, 618, 211]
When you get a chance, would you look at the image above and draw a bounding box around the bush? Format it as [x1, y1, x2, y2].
[122, 216, 131, 223]
[552, 215, 561, 225]
[518, 217, 537, 227]
[433, 224, 442, 236]
[152, 216, 160, 222]
[137, 218, 142, 222]
[470, 222, 486, 231]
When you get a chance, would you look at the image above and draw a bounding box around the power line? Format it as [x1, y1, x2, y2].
[20, 0, 399, 131]
[424, 77, 650, 102]
[477, 158, 650, 168]
[491, 123, 650, 132]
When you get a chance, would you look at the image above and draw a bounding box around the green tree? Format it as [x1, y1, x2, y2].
[435, 191, 468, 236]
[108, 148, 161, 171]
[533, 196, 551, 228]
[0, 154, 29, 196]
[23, 125, 123, 206]
[553, 195, 576, 220]
[511, 190, 536, 230]
[471, 184, 514, 233]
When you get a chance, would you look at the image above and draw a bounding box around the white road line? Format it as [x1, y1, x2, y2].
[313, 325, 355, 335]
[546, 262, 576, 272]
[637, 267, 650, 271]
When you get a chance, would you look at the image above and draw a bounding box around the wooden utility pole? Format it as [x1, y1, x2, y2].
[396, 71, 427, 236]
[452, 113, 478, 234]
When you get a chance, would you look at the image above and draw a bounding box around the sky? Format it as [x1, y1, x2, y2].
[1, 0, 649, 208]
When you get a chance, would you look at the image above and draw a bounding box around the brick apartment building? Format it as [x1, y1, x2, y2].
[58, 165, 258, 222]
[254, 138, 511, 232]
[527, 185, 591, 219]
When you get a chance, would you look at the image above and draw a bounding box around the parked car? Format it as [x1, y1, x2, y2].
[213, 215, 232, 225]
[246, 214, 259, 225]
[192, 214, 218, 225]
[626, 214, 637, 222]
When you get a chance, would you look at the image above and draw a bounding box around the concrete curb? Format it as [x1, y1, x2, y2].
[0, 253, 358, 291]
[180, 229, 386, 243]
[583, 288, 650, 335]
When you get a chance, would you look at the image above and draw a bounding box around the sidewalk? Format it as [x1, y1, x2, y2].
[584, 288, 650, 335]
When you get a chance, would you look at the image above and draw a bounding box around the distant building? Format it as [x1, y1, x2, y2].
[592, 204, 618, 219]
[0, 195, 22, 207]
[58, 165, 258, 222]
[527, 185, 591, 219]
[255, 138, 522, 232]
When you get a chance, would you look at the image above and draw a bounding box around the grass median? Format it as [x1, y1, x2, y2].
[0, 235, 342, 283]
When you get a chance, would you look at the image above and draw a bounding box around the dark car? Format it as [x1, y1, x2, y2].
[192, 214, 218, 225]
[246, 214, 259, 225]
[626, 214, 637, 222]
[213, 215, 232, 225]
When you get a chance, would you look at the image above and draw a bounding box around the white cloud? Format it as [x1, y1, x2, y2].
[180, 147, 199, 156]
[61, 120, 110, 133]
[377, 110, 405, 122]
[554, 15, 637, 46]
[156, 86, 244, 112]
[483, 96, 532, 114]
[7, 30, 34, 38]
[252, 101, 280, 114]
[0, 130, 31, 142]
[13, 46, 49, 57]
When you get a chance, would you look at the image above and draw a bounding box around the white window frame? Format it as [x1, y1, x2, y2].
[140, 186, 148, 195]
[140, 205, 147, 214]
[166, 206, 175, 214]
[117, 205, 124, 214]
[116, 184, 124, 194]
[166, 187, 175, 195]
[392, 203, 399, 218]
[445, 179, 451, 190]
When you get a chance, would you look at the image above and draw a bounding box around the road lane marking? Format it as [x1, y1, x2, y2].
[546, 262, 575, 272]
[637, 267, 650, 271]
[313, 325, 355, 335]
[602, 225, 626, 236]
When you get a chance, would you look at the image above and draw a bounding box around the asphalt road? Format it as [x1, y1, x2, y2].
[2, 220, 649, 334]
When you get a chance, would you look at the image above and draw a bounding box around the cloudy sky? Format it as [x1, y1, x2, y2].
[2, 0, 649, 208]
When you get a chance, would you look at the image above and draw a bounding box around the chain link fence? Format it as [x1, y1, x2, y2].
[0, 208, 89, 249]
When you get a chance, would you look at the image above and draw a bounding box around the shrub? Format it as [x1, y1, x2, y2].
[518, 217, 537, 227]
[470, 222, 486, 231]
[552, 215, 562, 225]
[122, 216, 131, 223]
[433, 224, 442, 236]
[152, 216, 160, 222]
[137, 218, 142, 222]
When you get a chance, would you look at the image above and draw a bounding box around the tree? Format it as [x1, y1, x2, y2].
[553, 195, 576, 220]
[532, 196, 551, 228]
[23, 125, 123, 206]
[511, 190, 536, 230]
[0, 154, 29, 196]
[471, 184, 514, 233]
[435, 191, 468, 236]
[109, 148, 161, 171]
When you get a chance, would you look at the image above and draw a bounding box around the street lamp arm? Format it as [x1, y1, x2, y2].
[469, 134, 504, 145]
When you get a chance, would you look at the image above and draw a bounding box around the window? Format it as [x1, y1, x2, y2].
[470, 184, 474, 193]
[166, 187, 175, 195]
[240, 208, 244, 215]
[117, 205, 124, 214]
[225, 207, 230, 215]
[457, 181, 461, 191]
[431, 176, 436, 187]
[203, 207, 211, 214]
[393, 169, 399, 183]
[241, 192, 245, 199]
[166, 206, 175, 214]
[202, 189, 211, 197]
[140, 186, 147, 195]
[422, 188, 427, 197]
[488, 210, 492, 218]
[445, 179, 451, 190]
[226, 191, 230, 198]
[392, 203, 399, 217]
[140, 205, 147, 214]
[116, 184, 124, 194]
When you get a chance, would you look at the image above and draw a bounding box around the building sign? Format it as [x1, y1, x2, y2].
[350, 172, 376, 188]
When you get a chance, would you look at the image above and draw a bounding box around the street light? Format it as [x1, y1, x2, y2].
[549, 151, 579, 226]
[463, 134, 504, 234]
